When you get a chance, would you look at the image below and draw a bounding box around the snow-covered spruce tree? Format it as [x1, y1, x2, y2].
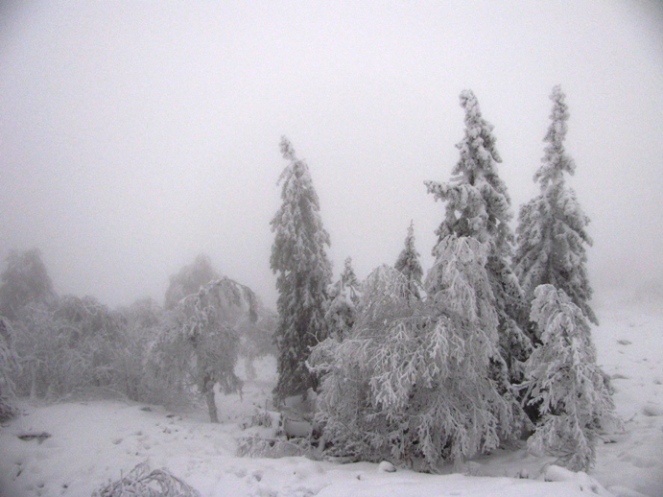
[514, 86, 597, 325]
[270, 137, 332, 402]
[425, 90, 531, 387]
[312, 240, 519, 468]
[523, 284, 616, 471]
[325, 257, 361, 341]
[148, 277, 258, 422]
[394, 221, 424, 303]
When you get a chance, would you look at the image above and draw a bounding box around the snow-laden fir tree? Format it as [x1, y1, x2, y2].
[394, 221, 424, 303]
[325, 257, 361, 341]
[425, 90, 531, 386]
[312, 238, 520, 468]
[514, 86, 597, 325]
[271, 137, 332, 402]
[522, 284, 617, 471]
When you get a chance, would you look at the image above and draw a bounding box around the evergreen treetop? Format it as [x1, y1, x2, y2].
[395, 220, 424, 302]
[515, 86, 597, 324]
[426, 90, 512, 251]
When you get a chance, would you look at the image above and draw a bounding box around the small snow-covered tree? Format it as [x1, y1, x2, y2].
[514, 86, 597, 325]
[271, 137, 332, 402]
[149, 277, 258, 422]
[310, 265, 423, 463]
[0, 249, 55, 321]
[394, 221, 424, 303]
[325, 257, 361, 341]
[523, 284, 616, 471]
[426, 90, 530, 386]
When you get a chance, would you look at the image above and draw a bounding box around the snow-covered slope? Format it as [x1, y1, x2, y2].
[1, 298, 662, 497]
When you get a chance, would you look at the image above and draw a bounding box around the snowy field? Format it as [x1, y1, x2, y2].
[1, 296, 661, 497]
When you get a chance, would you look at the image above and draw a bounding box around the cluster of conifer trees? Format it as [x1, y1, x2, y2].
[270, 86, 616, 471]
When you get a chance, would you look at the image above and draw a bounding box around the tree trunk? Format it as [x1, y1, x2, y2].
[204, 377, 219, 423]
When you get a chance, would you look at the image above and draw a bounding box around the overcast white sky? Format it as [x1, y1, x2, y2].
[1, 1, 662, 309]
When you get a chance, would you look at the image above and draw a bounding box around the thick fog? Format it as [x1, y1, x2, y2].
[1, 1, 662, 309]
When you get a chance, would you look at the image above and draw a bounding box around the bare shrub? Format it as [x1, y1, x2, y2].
[91, 462, 200, 497]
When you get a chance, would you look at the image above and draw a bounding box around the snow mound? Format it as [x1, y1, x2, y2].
[543, 465, 611, 495]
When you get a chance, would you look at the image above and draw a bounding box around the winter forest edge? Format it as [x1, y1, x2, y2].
[0, 87, 638, 493]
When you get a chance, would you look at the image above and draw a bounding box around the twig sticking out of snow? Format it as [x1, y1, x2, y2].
[91, 462, 200, 497]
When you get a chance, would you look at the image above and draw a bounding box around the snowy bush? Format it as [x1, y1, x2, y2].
[522, 284, 617, 471]
[10, 297, 122, 399]
[7, 294, 163, 403]
[312, 242, 521, 469]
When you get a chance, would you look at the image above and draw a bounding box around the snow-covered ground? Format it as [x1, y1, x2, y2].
[1, 296, 662, 497]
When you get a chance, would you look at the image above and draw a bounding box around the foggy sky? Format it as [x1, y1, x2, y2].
[1, 1, 662, 310]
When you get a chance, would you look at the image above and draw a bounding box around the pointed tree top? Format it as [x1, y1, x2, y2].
[338, 257, 358, 288]
[458, 89, 501, 165]
[534, 85, 576, 187]
[280, 136, 296, 161]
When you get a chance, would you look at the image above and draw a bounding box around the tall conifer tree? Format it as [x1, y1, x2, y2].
[426, 90, 531, 384]
[514, 86, 597, 324]
[271, 137, 332, 401]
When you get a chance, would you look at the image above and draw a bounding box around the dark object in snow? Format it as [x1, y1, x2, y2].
[91, 461, 200, 497]
[141, 406, 153, 412]
[17, 431, 51, 444]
